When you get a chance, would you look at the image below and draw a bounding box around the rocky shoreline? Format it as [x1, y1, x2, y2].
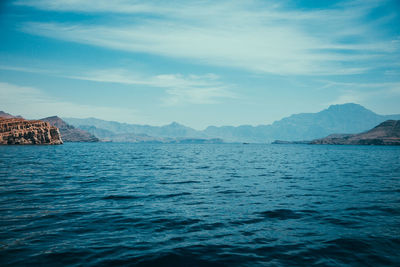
[0, 117, 63, 145]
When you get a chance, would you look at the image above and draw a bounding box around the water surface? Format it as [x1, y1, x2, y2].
[0, 143, 399, 266]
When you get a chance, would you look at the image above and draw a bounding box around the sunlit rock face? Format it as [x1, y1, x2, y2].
[0, 117, 63, 145]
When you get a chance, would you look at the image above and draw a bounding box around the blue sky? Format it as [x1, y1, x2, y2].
[0, 0, 399, 129]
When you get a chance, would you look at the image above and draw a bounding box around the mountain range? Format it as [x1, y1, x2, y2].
[64, 103, 400, 143]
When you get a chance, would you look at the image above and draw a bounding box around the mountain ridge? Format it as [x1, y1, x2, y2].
[41, 116, 99, 142]
[63, 103, 400, 143]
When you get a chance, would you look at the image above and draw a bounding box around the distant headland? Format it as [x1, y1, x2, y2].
[311, 120, 400, 145]
[273, 120, 400, 146]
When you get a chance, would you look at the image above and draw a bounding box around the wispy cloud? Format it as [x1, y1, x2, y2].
[69, 69, 236, 105]
[14, 0, 176, 14]
[0, 65, 234, 105]
[0, 65, 58, 74]
[0, 82, 138, 121]
[17, 0, 399, 75]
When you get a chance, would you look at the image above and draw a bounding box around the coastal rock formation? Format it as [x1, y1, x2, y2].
[0, 117, 63, 145]
[41, 116, 99, 142]
[311, 120, 400, 145]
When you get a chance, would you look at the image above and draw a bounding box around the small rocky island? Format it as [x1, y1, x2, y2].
[0, 117, 63, 145]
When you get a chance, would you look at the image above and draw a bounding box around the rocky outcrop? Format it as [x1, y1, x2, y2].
[41, 116, 99, 142]
[311, 120, 400, 145]
[0, 117, 63, 145]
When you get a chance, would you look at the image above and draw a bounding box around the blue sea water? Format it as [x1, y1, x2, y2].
[0, 143, 399, 266]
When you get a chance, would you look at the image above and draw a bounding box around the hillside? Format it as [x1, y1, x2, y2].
[0, 111, 23, 119]
[41, 116, 99, 142]
[311, 120, 400, 145]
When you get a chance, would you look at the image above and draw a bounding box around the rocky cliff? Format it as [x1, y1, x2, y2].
[311, 120, 400, 145]
[0, 117, 63, 145]
[41, 116, 99, 142]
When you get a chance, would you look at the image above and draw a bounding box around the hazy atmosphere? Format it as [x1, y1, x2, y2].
[1, 1, 400, 266]
[1, 0, 399, 129]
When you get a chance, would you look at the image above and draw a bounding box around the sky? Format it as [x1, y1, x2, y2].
[0, 0, 399, 129]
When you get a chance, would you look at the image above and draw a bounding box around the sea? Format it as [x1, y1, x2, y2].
[0, 143, 399, 266]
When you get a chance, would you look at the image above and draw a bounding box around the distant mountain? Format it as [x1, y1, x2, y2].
[64, 103, 400, 143]
[63, 118, 203, 139]
[77, 125, 117, 140]
[268, 103, 400, 140]
[0, 111, 23, 119]
[0, 111, 15, 118]
[41, 116, 99, 142]
[311, 120, 400, 145]
[72, 124, 224, 143]
[203, 103, 400, 142]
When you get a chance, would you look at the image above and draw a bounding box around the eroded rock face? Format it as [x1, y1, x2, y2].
[0, 118, 63, 145]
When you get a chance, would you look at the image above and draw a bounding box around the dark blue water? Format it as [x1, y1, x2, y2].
[0, 143, 399, 266]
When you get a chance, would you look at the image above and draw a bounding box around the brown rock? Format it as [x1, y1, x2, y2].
[311, 120, 400, 145]
[0, 118, 63, 145]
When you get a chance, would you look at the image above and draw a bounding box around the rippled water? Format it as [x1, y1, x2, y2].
[0, 143, 399, 266]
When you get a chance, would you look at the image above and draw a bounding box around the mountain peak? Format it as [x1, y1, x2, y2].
[41, 116, 68, 128]
[166, 121, 184, 127]
[0, 111, 23, 119]
[323, 103, 376, 117]
[0, 111, 15, 119]
[42, 115, 62, 121]
[327, 103, 365, 110]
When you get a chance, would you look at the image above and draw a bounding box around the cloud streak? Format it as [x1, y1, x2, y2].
[17, 0, 400, 75]
[0, 64, 234, 105]
[68, 69, 236, 105]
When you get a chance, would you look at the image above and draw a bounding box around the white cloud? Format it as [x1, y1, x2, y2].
[14, 0, 176, 14]
[16, 0, 399, 75]
[0, 64, 235, 105]
[68, 69, 236, 105]
[0, 65, 58, 74]
[0, 82, 138, 121]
